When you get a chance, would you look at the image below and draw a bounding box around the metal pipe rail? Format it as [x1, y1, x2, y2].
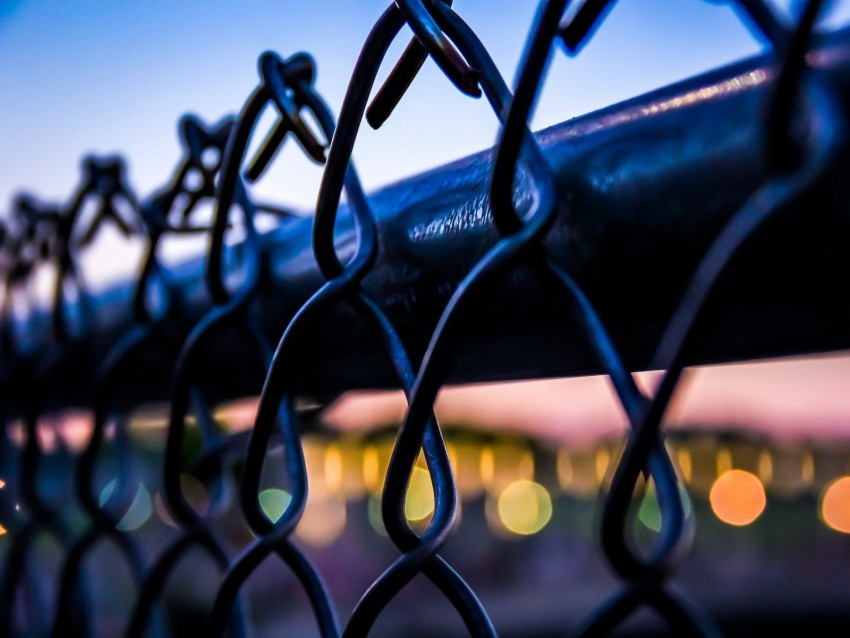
[6, 29, 850, 410]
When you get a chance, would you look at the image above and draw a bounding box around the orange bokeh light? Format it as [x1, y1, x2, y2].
[709, 469, 766, 526]
[821, 476, 850, 534]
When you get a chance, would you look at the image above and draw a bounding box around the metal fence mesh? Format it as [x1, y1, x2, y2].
[0, 0, 847, 636]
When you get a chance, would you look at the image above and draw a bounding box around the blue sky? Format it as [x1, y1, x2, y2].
[1, 1, 849, 283]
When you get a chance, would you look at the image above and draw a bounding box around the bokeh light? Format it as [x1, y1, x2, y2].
[153, 474, 210, 527]
[405, 466, 435, 523]
[117, 485, 153, 531]
[258, 488, 292, 523]
[154, 492, 176, 528]
[362, 441, 393, 495]
[212, 397, 259, 433]
[324, 443, 344, 494]
[295, 495, 347, 547]
[330, 440, 369, 498]
[638, 483, 662, 532]
[676, 447, 693, 483]
[757, 449, 773, 485]
[98, 480, 153, 531]
[595, 448, 610, 484]
[556, 448, 601, 497]
[820, 476, 850, 534]
[178, 473, 210, 517]
[637, 482, 692, 532]
[367, 494, 387, 537]
[448, 441, 485, 497]
[709, 469, 766, 526]
[363, 445, 380, 493]
[481, 441, 535, 495]
[55, 410, 94, 453]
[36, 419, 58, 453]
[497, 480, 552, 536]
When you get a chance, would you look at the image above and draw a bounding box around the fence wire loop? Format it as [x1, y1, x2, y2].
[49, 155, 139, 340]
[166, 115, 235, 226]
[76, 155, 139, 246]
[9, 194, 56, 263]
[245, 51, 327, 182]
[366, 0, 481, 128]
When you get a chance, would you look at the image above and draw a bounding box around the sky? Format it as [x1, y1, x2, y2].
[0, 0, 849, 282]
[2, 1, 847, 213]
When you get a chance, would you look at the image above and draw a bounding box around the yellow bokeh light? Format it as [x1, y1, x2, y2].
[480, 446, 495, 489]
[405, 467, 435, 522]
[716, 447, 733, 476]
[480, 441, 534, 494]
[802, 450, 815, 486]
[324, 444, 343, 494]
[676, 448, 692, 483]
[497, 480, 552, 536]
[595, 448, 610, 483]
[518, 450, 535, 482]
[556, 449, 599, 497]
[556, 450, 573, 490]
[332, 440, 368, 498]
[709, 469, 766, 526]
[303, 435, 331, 497]
[362, 441, 392, 494]
[758, 450, 773, 485]
[363, 446, 380, 493]
[0, 523, 6, 536]
[820, 476, 850, 534]
[0, 478, 5, 489]
[449, 441, 485, 497]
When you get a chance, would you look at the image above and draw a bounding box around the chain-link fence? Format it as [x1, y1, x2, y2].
[1, 0, 850, 636]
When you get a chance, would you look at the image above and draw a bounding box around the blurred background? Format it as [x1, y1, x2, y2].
[3, 0, 850, 636]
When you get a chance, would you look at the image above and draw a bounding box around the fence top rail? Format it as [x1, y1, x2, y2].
[4, 27, 850, 409]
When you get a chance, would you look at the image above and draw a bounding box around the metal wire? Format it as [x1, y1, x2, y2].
[0, 0, 846, 636]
